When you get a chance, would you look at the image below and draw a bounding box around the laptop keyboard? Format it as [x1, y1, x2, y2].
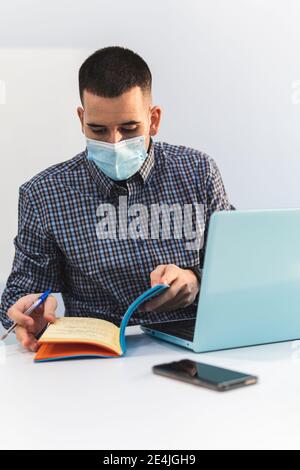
[143, 318, 196, 341]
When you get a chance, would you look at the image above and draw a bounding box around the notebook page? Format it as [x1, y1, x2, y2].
[38, 317, 121, 354]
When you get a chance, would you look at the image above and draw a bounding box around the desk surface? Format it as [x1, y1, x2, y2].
[1, 326, 300, 450]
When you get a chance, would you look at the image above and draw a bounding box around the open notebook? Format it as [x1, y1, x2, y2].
[34, 284, 169, 362]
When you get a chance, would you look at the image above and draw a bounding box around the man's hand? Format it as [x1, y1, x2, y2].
[141, 264, 200, 313]
[7, 293, 57, 352]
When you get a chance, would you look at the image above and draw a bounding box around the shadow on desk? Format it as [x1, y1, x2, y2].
[125, 330, 190, 358]
[207, 338, 300, 362]
[130, 329, 300, 363]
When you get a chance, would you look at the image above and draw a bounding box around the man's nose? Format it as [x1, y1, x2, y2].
[107, 131, 123, 144]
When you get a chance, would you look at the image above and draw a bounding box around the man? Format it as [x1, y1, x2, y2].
[0, 46, 235, 352]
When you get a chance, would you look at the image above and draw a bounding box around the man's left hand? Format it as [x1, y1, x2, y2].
[141, 264, 200, 313]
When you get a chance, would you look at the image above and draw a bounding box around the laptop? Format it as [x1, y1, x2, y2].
[141, 208, 300, 352]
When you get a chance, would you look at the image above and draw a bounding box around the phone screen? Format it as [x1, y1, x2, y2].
[153, 359, 257, 390]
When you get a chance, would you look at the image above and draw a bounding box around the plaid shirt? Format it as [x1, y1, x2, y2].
[0, 138, 235, 330]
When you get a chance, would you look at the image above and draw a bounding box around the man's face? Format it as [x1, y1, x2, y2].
[77, 86, 161, 151]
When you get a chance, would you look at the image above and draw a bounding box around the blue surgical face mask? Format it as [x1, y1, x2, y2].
[85, 134, 148, 181]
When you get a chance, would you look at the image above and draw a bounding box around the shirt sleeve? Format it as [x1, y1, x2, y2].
[199, 155, 236, 268]
[0, 187, 65, 330]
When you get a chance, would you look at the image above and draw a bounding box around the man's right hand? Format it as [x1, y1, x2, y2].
[7, 293, 57, 352]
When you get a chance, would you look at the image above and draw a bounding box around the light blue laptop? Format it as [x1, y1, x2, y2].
[141, 209, 300, 352]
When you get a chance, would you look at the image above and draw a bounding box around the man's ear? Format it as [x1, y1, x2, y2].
[150, 105, 162, 136]
[77, 106, 84, 133]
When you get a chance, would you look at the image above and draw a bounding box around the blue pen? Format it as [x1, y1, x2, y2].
[0, 289, 52, 341]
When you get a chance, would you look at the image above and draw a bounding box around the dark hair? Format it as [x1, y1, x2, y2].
[79, 46, 152, 103]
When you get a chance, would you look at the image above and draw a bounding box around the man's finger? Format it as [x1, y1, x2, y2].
[159, 264, 179, 286]
[43, 295, 57, 322]
[143, 279, 182, 311]
[15, 326, 38, 352]
[7, 293, 43, 327]
[150, 265, 167, 287]
[7, 305, 35, 328]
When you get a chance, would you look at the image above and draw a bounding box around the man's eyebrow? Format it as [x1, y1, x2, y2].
[87, 120, 141, 127]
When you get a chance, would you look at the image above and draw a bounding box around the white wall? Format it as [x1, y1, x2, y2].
[0, 0, 300, 281]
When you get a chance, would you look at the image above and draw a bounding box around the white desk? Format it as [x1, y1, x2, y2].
[1, 326, 300, 450]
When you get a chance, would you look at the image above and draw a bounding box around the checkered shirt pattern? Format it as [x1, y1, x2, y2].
[0, 138, 235, 330]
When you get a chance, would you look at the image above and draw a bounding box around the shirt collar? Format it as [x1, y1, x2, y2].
[84, 136, 155, 196]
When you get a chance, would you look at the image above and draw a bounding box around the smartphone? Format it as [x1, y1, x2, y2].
[153, 359, 258, 391]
